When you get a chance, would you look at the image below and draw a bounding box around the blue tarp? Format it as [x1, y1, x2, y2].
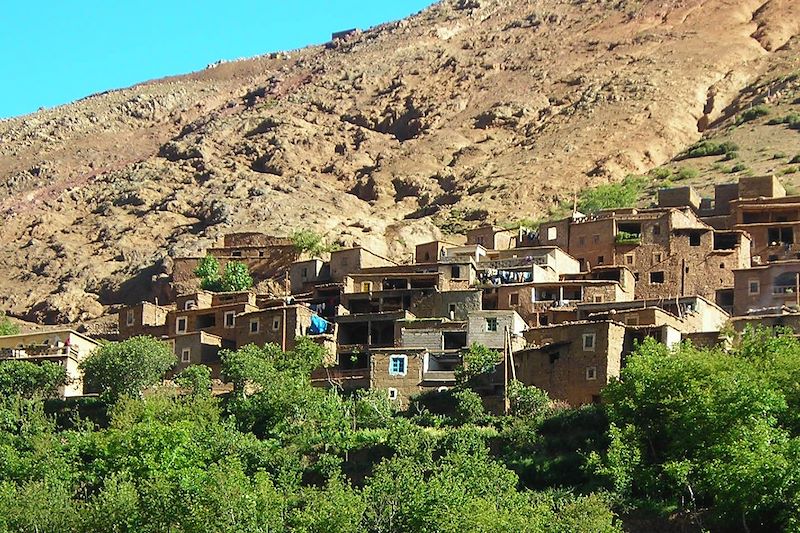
[309, 314, 330, 335]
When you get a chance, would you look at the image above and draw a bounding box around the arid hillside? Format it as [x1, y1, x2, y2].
[1, 0, 799, 324]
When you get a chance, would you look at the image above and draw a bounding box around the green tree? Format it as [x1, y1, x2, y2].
[175, 364, 212, 398]
[220, 261, 254, 292]
[290, 229, 332, 256]
[455, 343, 500, 384]
[80, 336, 175, 402]
[452, 388, 486, 425]
[0, 360, 68, 398]
[194, 254, 222, 291]
[507, 380, 550, 419]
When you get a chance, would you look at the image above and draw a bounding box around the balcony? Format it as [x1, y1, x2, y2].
[0, 345, 80, 360]
[773, 285, 799, 295]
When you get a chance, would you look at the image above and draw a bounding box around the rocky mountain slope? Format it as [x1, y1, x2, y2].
[1, 0, 799, 324]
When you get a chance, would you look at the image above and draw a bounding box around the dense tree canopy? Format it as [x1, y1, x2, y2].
[79, 336, 176, 402]
[5, 327, 799, 530]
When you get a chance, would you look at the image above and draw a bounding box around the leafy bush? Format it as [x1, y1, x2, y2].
[290, 229, 334, 256]
[648, 167, 672, 181]
[453, 388, 487, 425]
[194, 255, 253, 292]
[455, 343, 501, 384]
[507, 380, 551, 419]
[767, 113, 800, 129]
[791, 154, 800, 164]
[80, 336, 176, 402]
[675, 167, 699, 180]
[577, 175, 647, 213]
[730, 162, 748, 173]
[614, 231, 640, 245]
[681, 140, 738, 159]
[220, 260, 253, 292]
[0, 360, 68, 398]
[735, 104, 770, 124]
[175, 364, 212, 398]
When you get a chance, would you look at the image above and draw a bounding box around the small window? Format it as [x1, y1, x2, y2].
[448, 303, 457, 318]
[583, 333, 596, 351]
[633, 272, 640, 281]
[184, 300, 196, 310]
[509, 293, 520, 306]
[249, 319, 260, 334]
[597, 256, 605, 265]
[486, 317, 498, 332]
[625, 315, 639, 326]
[451, 265, 462, 279]
[361, 281, 373, 292]
[126, 309, 135, 326]
[650, 271, 665, 284]
[593, 234, 600, 244]
[547, 227, 557, 241]
[272, 317, 281, 331]
[176, 317, 188, 334]
[689, 233, 701, 246]
[593, 295, 604, 303]
[749, 280, 760, 295]
[232, 250, 243, 257]
[224, 311, 236, 329]
[652, 224, 661, 236]
[388, 388, 399, 400]
[389, 355, 407, 376]
[181, 348, 191, 363]
[624, 254, 634, 265]
[653, 252, 663, 264]
[302, 267, 308, 279]
[586, 366, 597, 380]
[258, 251, 265, 258]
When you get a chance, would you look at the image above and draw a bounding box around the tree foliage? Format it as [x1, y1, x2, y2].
[80, 336, 176, 402]
[194, 256, 253, 292]
[290, 229, 333, 256]
[594, 328, 800, 530]
[455, 342, 500, 384]
[0, 360, 68, 399]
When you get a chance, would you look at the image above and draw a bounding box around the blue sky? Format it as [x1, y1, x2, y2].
[0, 1, 434, 119]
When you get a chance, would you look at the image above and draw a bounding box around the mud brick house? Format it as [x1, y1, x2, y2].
[732, 311, 800, 334]
[171, 233, 304, 293]
[119, 301, 170, 338]
[466, 310, 526, 351]
[415, 240, 461, 263]
[0, 330, 100, 398]
[329, 247, 397, 282]
[480, 246, 581, 277]
[733, 260, 800, 316]
[235, 304, 320, 351]
[166, 295, 258, 342]
[537, 207, 750, 303]
[513, 320, 627, 405]
[289, 258, 330, 294]
[575, 295, 729, 334]
[484, 277, 635, 327]
[170, 331, 232, 381]
[466, 225, 519, 250]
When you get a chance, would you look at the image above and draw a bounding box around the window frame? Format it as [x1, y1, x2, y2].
[486, 317, 498, 332]
[748, 279, 760, 295]
[582, 333, 596, 351]
[586, 366, 597, 380]
[387, 388, 399, 400]
[181, 347, 191, 363]
[249, 318, 260, 334]
[388, 355, 407, 376]
[126, 309, 135, 326]
[224, 311, 236, 329]
[176, 317, 188, 334]
[272, 316, 281, 331]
